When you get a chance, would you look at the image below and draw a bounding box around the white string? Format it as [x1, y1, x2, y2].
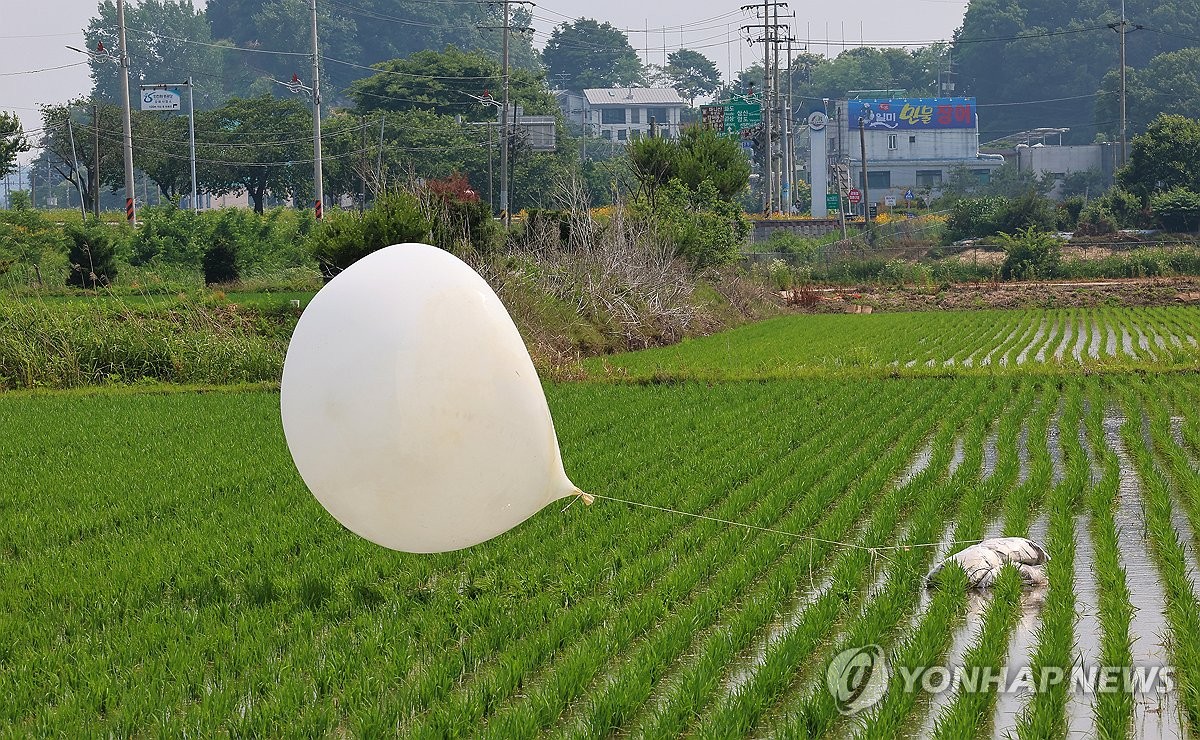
[578, 492, 983, 554]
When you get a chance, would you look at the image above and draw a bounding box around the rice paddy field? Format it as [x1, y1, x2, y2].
[4, 306, 1200, 737]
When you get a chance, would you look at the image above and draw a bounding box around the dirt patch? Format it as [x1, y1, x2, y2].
[794, 277, 1200, 314]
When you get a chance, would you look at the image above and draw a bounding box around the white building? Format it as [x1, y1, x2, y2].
[831, 97, 1005, 203]
[1012, 137, 1117, 198]
[555, 88, 686, 143]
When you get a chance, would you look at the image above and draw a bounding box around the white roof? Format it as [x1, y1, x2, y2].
[583, 88, 685, 106]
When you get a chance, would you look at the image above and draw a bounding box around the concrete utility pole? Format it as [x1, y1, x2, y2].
[859, 116, 870, 226]
[1107, 2, 1141, 168]
[500, 0, 511, 224]
[116, 0, 136, 224]
[741, 1, 788, 213]
[92, 102, 100, 217]
[310, 0, 324, 219]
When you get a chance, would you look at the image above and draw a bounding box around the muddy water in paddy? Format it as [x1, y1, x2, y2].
[1089, 321, 1103, 360]
[1102, 416, 1183, 739]
[1068, 514, 1102, 739]
[1035, 318, 1061, 364]
[1134, 324, 1157, 360]
[981, 429, 1000, 482]
[1015, 321, 1047, 365]
[911, 590, 992, 739]
[981, 324, 1024, 367]
[897, 441, 934, 488]
[1106, 324, 1119, 357]
[949, 437, 966, 478]
[991, 581, 1050, 740]
[1053, 318, 1074, 362]
[1048, 412, 1066, 487]
[1121, 326, 1138, 359]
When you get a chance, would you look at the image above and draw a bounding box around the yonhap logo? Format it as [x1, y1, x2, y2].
[826, 644, 890, 715]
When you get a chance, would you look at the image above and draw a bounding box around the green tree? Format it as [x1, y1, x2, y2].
[86, 1, 234, 109]
[998, 226, 1062, 280]
[308, 189, 429, 277]
[674, 125, 750, 200]
[1150, 187, 1200, 232]
[628, 135, 675, 208]
[207, 0, 539, 96]
[542, 19, 643, 90]
[1117, 114, 1200, 199]
[196, 95, 312, 214]
[37, 101, 127, 213]
[64, 218, 119, 288]
[0, 112, 28, 178]
[665, 49, 722, 106]
[347, 46, 554, 121]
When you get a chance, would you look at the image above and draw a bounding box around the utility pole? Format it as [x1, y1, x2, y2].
[1107, 2, 1141, 168]
[741, 2, 789, 213]
[116, 0, 136, 224]
[481, 0, 532, 224]
[501, 0, 510, 224]
[92, 102, 100, 217]
[859, 116, 871, 227]
[310, 0, 324, 219]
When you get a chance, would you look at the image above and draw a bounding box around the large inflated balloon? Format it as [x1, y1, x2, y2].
[281, 243, 586, 553]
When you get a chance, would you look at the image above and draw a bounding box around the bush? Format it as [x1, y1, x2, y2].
[203, 215, 241, 285]
[945, 196, 1008, 241]
[65, 218, 119, 288]
[308, 189, 430, 279]
[1150, 187, 1200, 233]
[1076, 201, 1118, 236]
[997, 227, 1063, 280]
[1094, 188, 1145, 228]
[764, 230, 823, 263]
[651, 179, 749, 270]
[994, 190, 1057, 235]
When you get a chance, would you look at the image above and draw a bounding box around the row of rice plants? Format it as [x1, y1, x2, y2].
[774, 384, 1015, 738]
[920, 384, 1054, 737]
[619, 385, 994, 739]
[0, 385, 800, 733]
[404, 381, 884, 736]
[704, 382, 989, 738]
[361, 382, 841, 735]
[1080, 387, 1137, 738]
[499, 381, 964, 738]
[585, 308, 1200, 380]
[846, 390, 1002, 738]
[1123, 379, 1200, 732]
[1013, 383, 1087, 738]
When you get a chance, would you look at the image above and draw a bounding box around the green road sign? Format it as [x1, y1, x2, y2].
[702, 102, 762, 136]
[826, 192, 840, 210]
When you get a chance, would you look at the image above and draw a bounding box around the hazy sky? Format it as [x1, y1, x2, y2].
[2, 0, 967, 164]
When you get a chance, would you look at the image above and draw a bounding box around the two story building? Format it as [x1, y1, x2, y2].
[555, 88, 686, 142]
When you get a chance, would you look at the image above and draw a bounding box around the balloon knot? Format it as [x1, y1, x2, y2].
[577, 491, 595, 506]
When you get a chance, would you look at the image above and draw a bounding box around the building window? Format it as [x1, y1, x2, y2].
[601, 108, 626, 124]
[617, 128, 627, 141]
[1050, 172, 1066, 181]
[629, 108, 641, 124]
[912, 169, 940, 187]
[970, 168, 990, 184]
[646, 107, 668, 126]
[629, 129, 641, 141]
[909, 135, 916, 143]
[865, 170, 891, 189]
[602, 129, 613, 141]
[888, 134, 897, 150]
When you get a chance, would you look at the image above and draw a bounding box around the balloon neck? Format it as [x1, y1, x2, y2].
[574, 489, 595, 506]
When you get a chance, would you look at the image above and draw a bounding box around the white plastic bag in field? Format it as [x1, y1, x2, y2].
[281, 243, 585, 553]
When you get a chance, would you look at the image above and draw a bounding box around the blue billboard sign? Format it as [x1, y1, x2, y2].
[847, 98, 976, 130]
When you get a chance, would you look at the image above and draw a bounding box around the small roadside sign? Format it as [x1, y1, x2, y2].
[904, 189, 915, 200]
[848, 188, 862, 205]
[825, 192, 840, 210]
[141, 88, 181, 111]
[884, 195, 897, 207]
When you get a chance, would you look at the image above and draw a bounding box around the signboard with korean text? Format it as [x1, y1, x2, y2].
[826, 192, 840, 210]
[847, 98, 975, 130]
[701, 102, 762, 136]
[141, 88, 181, 111]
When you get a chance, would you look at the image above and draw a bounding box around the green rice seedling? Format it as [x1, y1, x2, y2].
[1081, 387, 1136, 739]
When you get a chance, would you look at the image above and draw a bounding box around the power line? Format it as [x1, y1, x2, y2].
[0, 61, 89, 77]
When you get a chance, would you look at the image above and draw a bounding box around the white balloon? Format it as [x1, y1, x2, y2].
[281, 243, 584, 553]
